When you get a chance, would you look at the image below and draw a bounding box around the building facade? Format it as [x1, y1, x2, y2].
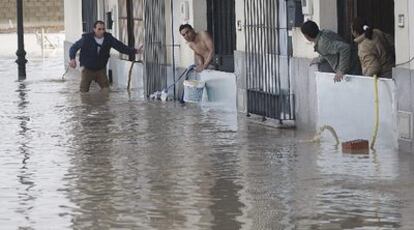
[63, 0, 414, 152]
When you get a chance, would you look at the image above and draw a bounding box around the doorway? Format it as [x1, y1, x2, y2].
[337, 0, 394, 43]
[207, 0, 236, 72]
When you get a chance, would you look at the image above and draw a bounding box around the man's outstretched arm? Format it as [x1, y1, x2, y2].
[109, 34, 137, 56]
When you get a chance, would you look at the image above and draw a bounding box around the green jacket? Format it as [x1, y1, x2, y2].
[314, 30, 352, 74]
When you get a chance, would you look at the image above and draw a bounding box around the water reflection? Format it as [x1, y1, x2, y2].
[298, 143, 402, 229]
[64, 93, 119, 229]
[15, 82, 36, 227]
[209, 179, 243, 230]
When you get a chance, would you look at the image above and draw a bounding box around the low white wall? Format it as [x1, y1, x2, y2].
[199, 70, 237, 110]
[316, 72, 397, 148]
[108, 57, 144, 92]
[183, 70, 237, 110]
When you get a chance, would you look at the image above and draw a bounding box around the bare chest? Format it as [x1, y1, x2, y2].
[189, 42, 209, 55]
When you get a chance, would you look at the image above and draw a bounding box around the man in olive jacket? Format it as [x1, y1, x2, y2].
[69, 20, 142, 92]
[301, 20, 360, 82]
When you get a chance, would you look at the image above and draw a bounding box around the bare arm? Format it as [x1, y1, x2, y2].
[195, 53, 204, 67]
[201, 31, 215, 69]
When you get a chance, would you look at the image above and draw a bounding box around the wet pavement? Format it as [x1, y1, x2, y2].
[1, 51, 414, 229]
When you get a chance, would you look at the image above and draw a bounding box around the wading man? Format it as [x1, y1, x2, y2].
[69, 20, 142, 92]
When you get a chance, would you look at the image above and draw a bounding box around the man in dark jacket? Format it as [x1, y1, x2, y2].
[301, 20, 360, 82]
[69, 20, 141, 92]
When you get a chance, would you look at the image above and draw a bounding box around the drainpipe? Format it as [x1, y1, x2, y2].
[15, 0, 27, 80]
[170, 0, 176, 99]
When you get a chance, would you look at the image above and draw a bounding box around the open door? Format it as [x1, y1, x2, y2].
[337, 0, 394, 43]
[207, 0, 236, 72]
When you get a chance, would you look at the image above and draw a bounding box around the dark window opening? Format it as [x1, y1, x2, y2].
[207, 0, 236, 72]
[337, 0, 394, 43]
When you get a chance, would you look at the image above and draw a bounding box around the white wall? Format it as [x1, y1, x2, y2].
[312, 0, 337, 32]
[410, 0, 414, 70]
[64, 0, 82, 43]
[292, 27, 317, 58]
[235, 1, 244, 52]
[316, 72, 397, 148]
[108, 57, 144, 93]
[198, 70, 237, 110]
[394, 0, 412, 70]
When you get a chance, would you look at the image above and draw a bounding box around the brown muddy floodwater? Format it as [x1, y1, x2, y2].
[0, 51, 414, 230]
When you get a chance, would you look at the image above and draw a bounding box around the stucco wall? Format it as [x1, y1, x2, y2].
[393, 1, 414, 152]
[64, 0, 82, 43]
[234, 50, 247, 114]
[394, 0, 413, 70]
[291, 57, 318, 131]
[394, 68, 414, 153]
[235, 1, 244, 52]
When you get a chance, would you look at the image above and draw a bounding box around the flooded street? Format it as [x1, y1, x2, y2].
[1, 51, 414, 229]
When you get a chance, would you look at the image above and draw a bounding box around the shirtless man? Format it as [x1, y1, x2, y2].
[179, 24, 215, 72]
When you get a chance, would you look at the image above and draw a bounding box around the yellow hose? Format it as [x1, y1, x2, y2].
[300, 125, 341, 145]
[370, 74, 379, 149]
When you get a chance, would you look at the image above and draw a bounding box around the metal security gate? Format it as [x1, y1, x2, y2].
[244, 0, 295, 122]
[144, 0, 167, 97]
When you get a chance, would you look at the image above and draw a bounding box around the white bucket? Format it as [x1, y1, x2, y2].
[183, 80, 205, 103]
